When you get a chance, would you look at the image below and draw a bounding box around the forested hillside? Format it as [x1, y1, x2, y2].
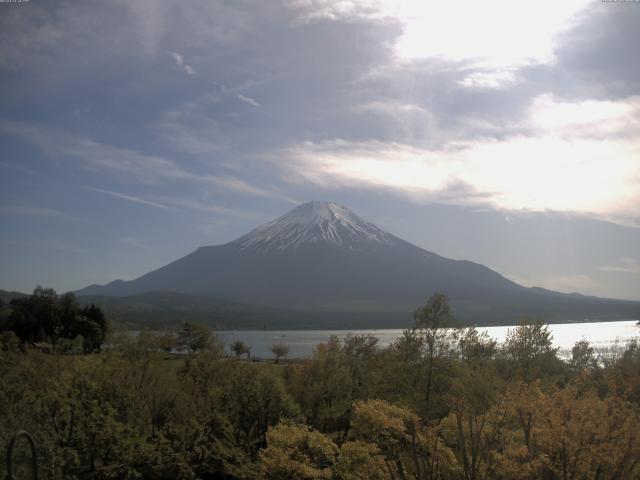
[2, 294, 640, 479]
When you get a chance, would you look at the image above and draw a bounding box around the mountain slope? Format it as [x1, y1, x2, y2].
[77, 201, 640, 325]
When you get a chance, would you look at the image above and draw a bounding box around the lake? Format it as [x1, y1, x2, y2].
[218, 320, 640, 359]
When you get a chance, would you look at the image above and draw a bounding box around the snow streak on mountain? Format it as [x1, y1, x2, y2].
[233, 201, 394, 252]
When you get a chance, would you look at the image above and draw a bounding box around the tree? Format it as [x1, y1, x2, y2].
[230, 340, 251, 359]
[455, 326, 497, 363]
[350, 399, 460, 479]
[260, 421, 339, 479]
[286, 336, 354, 433]
[491, 382, 640, 479]
[139, 330, 176, 353]
[0, 330, 20, 352]
[4, 287, 108, 352]
[270, 343, 290, 363]
[156, 331, 177, 353]
[571, 339, 596, 372]
[175, 321, 216, 354]
[501, 319, 561, 382]
[74, 304, 108, 353]
[414, 293, 457, 405]
[334, 441, 388, 480]
[8, 286, 60, 344]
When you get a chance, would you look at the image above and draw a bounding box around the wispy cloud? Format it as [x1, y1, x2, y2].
[0, 119, 292, 202]
[156, 196, 260, 219]
[0, 161, 37, 175]
[507, 273, 601, 294]
[599, 258, 640, 274]
[170, 51, 196, 75]
[237, 94, 260, 107]
[0, 205, 74, 219]
[87, 187, 181, 212]
[353, 101, 429, 116]
[0, 239, 125, 258]
[88, 188, 281, 220]
[120, 236, 150, 249]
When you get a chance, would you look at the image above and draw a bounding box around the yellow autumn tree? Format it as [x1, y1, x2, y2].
[349, 399, 460, 479]
[259, 421, 338, 479]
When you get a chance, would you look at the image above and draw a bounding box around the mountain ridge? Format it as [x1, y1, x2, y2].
[76, 201, 640, 326]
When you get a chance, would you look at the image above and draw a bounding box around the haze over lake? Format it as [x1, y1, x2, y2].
[219, 320, 640, 359]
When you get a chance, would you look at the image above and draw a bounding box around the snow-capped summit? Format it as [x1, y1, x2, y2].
[234, 201, 393, 251]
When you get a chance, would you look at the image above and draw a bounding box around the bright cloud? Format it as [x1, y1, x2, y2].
[392, 0, 591, 67]
[458, 69, 518, 90]
[599, 258, 640, 274]
[530, 94, 640, 135]
[283, 95, 640, 215]
[290, 0, 591, 69]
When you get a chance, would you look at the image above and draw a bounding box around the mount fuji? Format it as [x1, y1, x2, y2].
[77, 201, 639, 327]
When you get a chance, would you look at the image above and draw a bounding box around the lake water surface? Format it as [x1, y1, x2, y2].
[219, 320, 640, 359]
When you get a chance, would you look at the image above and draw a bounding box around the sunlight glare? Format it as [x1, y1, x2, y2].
[392, 0, 591, 68]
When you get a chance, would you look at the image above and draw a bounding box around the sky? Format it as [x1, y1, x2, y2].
[0, 0, 639, 300]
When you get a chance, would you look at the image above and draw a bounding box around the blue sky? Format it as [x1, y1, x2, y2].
[1, 0, 639, 300]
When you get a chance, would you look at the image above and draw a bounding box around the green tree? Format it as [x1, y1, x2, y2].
[286, 336, 354, 433]
[5, 287, 107, 352]
[501, 319, 561, 382]
[175, 320, 217, 354]
[570, 339, 596, 372]
[455, 326, 497, 363]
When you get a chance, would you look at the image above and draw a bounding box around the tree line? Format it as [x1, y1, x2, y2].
[0, 286, 108, 354]
[1, 291, 640, 478]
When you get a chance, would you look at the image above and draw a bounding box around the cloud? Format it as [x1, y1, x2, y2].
[120, 236, 150, 249]
[0, 206, 74, 219]
[0, 239, 125, 258]
[86, 187, 181, 212]
[509, 273, 600, 294]
[88, 188, 267, 220]
[170, 51, 196, 75]
[599, 258, 640, 274]
[544, 275, 600, 293]
[278, 90, 640, 216]
[530, 94, 640, 137]
[288, 0, 591, 69]
[353, 100, 429, 116]
[0, 161, 37, 175]
[0, 119, 293, 202]
[281, 129, 640, 215]
[237, 94, 260, 107]
[156, 196, 262, 219]
[458, 69, 518, 89]
[0, 119, 194, 183]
